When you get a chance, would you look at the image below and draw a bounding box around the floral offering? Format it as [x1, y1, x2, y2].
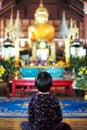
[0, 57, 16, 82]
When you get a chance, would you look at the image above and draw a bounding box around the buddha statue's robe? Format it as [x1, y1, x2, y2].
[28, 22, 55, 43]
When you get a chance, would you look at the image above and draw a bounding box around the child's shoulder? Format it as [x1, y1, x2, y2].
[50, 93, 59, 100]
[29, 93, 38, 100]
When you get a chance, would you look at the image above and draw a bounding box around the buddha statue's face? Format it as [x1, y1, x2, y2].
[34, 12, 49, 24]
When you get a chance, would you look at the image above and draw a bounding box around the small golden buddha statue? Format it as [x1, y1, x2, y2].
[28, 0, 55, 46]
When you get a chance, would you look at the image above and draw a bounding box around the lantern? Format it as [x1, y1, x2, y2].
[2, 33, 15, 59]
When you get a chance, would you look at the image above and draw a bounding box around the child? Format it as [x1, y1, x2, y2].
[21, 71, 72, 130]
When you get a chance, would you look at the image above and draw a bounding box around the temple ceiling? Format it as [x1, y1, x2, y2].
[0, 0, 85, 21]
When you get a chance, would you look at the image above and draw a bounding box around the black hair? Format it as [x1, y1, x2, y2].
[35, 71, 52, 92]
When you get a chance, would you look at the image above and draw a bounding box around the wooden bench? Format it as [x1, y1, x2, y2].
[9, 79, 73, 98]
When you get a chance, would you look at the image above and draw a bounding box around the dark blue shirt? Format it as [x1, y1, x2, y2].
[28, 93, 63, 130]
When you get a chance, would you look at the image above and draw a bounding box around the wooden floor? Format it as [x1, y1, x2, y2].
[0, 90, 87, 130]
[0, 118, 87, 130]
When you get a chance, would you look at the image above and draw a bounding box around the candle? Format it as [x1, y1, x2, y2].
[65, 38, 70, 64]
[15, 37, 19, 61]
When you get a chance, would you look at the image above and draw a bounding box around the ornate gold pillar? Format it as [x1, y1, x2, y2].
[65, 38, 70, 64]
[15, 37, 20, 66]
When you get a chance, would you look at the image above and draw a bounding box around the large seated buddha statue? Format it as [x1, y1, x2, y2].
[28, 0, 55, 46]
[28, 0, 56, 63]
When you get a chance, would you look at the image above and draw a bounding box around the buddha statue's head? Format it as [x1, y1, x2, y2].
[34, 0, 49, 24]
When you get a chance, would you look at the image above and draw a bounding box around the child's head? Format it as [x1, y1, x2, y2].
[35, 71, 52, 92]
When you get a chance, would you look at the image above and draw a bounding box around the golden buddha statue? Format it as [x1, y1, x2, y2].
[28, 0, 55, 46]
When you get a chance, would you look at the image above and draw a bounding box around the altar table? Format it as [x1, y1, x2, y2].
[11, 79, 73, 98]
